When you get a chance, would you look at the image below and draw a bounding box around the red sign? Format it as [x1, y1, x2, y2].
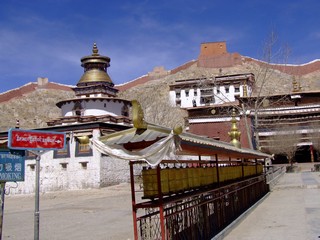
[8, 129, 66, 150]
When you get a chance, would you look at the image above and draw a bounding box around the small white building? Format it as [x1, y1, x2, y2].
[169, 73, 255, 108]
[1, 44, 133, 194]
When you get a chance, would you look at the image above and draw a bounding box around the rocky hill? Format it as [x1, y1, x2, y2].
[1, 54, 320, 132]
[0, 82, 75, 132]
[118, 59, 320, 128]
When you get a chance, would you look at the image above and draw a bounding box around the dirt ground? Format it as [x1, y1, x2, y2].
[2, 183, 135, 240]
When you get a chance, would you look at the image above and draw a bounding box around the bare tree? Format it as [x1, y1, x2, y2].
[237, 31, 292, 149]
[266, 126, 302, 166]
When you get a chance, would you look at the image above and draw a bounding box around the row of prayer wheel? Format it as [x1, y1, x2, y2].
[142, 165, 263, 198]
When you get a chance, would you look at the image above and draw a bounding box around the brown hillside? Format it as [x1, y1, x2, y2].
[0, 79, 73, 104]
[118, 58, 320, 128]
[0, 82, 75, 131]
[117, 42, 320, 95]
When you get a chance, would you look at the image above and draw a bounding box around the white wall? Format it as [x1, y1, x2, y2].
[60, 99, 127, 117]
[170, 83, 251, 108]
[8, 128, 131, 195]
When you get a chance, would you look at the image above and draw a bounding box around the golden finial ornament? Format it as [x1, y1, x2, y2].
[292, 76, 300, 92]
[77, 136, 90, 144]
[173, 126, 183, 135]
[92, 43, 99, 56]
[228, 108, 241, 148]
[132, 100, 148, 129]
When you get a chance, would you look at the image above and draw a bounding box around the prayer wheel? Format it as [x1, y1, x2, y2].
[142, 167, 169, 198]
[180, 167, 189, 191]
[142, 168, 157, 198]
[168, 167, 177, 193]
[187, 167, 194, 189]
[193, 167, 201, 188]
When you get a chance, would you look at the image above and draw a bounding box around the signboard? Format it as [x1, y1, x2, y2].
[0, 150, 25, 182]
[8, 129, 66, 150]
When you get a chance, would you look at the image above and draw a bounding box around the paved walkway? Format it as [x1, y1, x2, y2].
[223, 164, 320, 240]
[2, 183, 135, 240]
[2, 164, 320, 240]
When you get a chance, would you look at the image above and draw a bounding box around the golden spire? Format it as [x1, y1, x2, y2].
[292, 76, 301, 92]
[228, 108, 241, 148]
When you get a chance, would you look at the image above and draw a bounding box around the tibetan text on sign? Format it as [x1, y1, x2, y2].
[8, 129, 66, 150]
[0, 150, 25, 182]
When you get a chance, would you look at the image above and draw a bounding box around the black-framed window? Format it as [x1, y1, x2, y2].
[60, 163, 68, 170]
[28, 164, 36, 171]
[121, 105, 129, 117]
[53, 138, 70, 159]
[225, 86, 229, 93]
[216, 87, 220, 94]
[80, 161, 88, 169]
[200, 96, 214, 105]
[200, 89, 213, 95]
[72, 101, 84, 116]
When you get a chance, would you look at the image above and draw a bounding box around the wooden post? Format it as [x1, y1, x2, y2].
[215, 154, 220, 187]
[241, 158, 245, 178]
[310, 144, 314, 162]
[255, 158, 258, 175]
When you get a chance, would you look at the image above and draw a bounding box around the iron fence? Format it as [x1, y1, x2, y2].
[134, 174, 268, 240]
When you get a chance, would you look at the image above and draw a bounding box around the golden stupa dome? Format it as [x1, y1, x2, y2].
[77, 43, 113, 84]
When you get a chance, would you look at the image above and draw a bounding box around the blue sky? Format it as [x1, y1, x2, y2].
[0, 0, 319, 93]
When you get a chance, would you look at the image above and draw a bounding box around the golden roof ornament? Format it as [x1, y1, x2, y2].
[77, 136, 90, 144]
[292, 76, 301, 92]
[131, 100, 183, 135]
[228, 108, 241, 148]
[132, 100, 148, 129]
[92, 43, 99, 56]
[77, 43, 113, 84]
[173, 126, 183, 135]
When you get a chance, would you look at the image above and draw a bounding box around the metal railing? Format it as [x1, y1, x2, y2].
[134, 176, 268, 240]
[265, 166, 286, 190]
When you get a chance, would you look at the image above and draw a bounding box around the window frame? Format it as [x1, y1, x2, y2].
[53, 138, 70, 159]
